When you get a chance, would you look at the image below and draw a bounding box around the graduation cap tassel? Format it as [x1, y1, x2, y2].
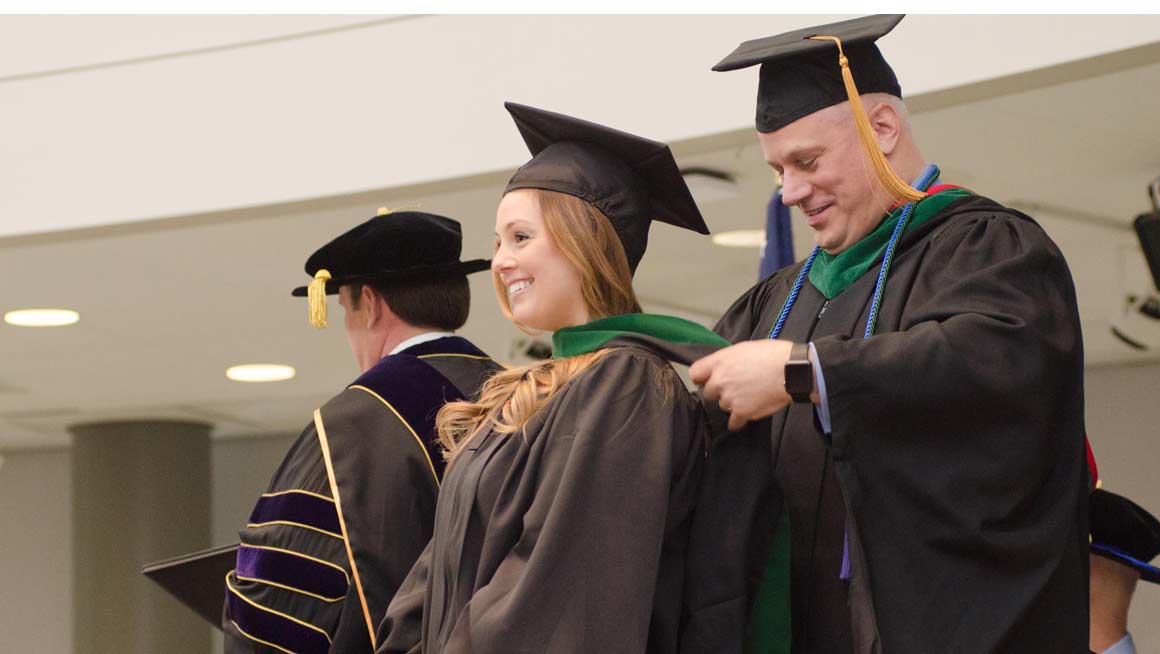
[308, 269, 331, 329]
[809, 35, 926, 204]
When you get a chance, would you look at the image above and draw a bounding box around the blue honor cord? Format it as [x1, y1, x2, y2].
[768, 163, 940, 340]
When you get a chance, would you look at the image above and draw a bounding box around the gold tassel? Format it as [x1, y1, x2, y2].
[375, 204, 422, 217]
[808, 35, 925, 203]
[308, 269, 332, 329]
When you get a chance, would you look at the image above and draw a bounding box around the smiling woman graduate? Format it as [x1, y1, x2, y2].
[375, 103, 783, 654]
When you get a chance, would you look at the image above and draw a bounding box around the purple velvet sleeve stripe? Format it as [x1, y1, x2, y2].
[235, 545, 349, 600]
[227, 587, 332, 654]
[351, 352, 469, 480]
[249, 492, 341, 535]
[399, 335, 488, 359]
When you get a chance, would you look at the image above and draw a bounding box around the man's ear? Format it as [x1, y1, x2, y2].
[364, 285, 400, 328]
[361, 284, 382, 328]
[867, 100, 902, 157]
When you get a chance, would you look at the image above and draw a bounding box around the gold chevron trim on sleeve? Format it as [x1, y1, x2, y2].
[233, 574, 345, 603]
[228, 619, 297, 654]
[244, 520, 343, 540]
[260, 488, 334, 502]
[225, 572, 334, 642]
[238, 543, 351, 584]
[416, 352, 491, 361]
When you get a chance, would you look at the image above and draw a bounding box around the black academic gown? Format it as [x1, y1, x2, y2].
[224, 336, 500, 654]
[715, 195, 1089, 654]
[377, 340, 712, 654]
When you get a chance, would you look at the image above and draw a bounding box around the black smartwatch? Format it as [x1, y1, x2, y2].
[784, 342, 813, 403]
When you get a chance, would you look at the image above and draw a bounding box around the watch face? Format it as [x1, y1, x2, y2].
[785, 361, 812, 395]
[785, 344, 812, 400]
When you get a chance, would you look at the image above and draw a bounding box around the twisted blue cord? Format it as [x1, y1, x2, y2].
[863, 164, 939, 338]
[768, 246, 820, 339]
[768, 163, 940, 342]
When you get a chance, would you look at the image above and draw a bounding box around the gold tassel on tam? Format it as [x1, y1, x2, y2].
[308, 269, 332, 329]
[808, 35, 925, 204]
[376, 205, 424, 216]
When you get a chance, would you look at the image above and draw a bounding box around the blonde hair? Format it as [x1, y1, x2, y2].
[437, 190, 641, 461]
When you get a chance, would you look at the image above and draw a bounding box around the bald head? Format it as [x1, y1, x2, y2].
[757, 94, 927, 254]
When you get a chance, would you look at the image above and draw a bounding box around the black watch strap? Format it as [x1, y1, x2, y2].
[784, 342, 813, 403]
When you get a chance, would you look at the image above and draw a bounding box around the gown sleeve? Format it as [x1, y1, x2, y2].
[814, 213, 1083, 464]
[814, 212, 1088, 652]
[375, 540, 432, 654]
[443, 350, 704, 654]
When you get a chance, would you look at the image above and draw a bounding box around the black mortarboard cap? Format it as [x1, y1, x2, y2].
[291, 210, 490, 327]
[503, 102, 709, 274]
[714, 14, 905, 133]
[1090, 488, 1160, 584]
[142, 544, 239, 629]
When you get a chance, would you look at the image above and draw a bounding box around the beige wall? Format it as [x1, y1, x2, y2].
[0, 448, 72, 654]
[0, 433, 292, 654]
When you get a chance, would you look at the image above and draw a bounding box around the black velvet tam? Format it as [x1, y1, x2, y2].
[503, 102, 709, 274]
[291, 211, 489, 297]
[1091, 488, 1160, 583]
[713, 14, 905, 133]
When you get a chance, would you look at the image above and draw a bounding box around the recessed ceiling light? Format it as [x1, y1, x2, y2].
[711, 229, 766, 248]
[226, 364, 296, 383]
[4, 309, 80, 327]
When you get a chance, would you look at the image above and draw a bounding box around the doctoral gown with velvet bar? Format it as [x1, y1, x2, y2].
[376, 339, 740, 654]
[713, 194, 1089, 654]
[223, 336, 500, 654]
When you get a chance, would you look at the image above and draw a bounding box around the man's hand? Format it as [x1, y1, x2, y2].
[690, 339, 799, 431]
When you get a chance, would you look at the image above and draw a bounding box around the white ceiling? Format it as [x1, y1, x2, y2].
[2, 40, 1159, 449]
[6, 14, 1160, 239]
[0, 15, 385, 78]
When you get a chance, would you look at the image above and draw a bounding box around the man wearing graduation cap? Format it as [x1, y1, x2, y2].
[1090, 488, 1160, 654]
[691, 14, 1088, 653]
[223, 211, 500, 654]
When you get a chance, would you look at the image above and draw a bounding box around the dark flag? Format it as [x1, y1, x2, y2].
[760, 188, 794, 280]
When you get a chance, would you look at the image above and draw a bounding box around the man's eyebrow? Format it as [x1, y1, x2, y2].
[785, 145, 823, 160]
[768, 145, 823, 169]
